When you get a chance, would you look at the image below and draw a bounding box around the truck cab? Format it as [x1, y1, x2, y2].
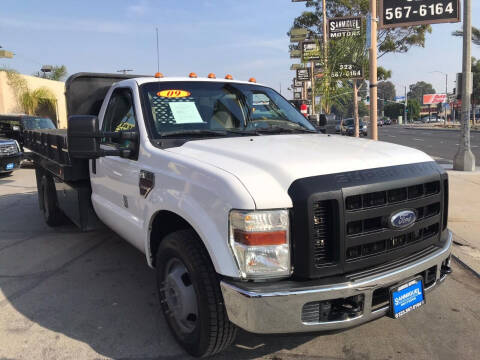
[26, 73, 452, 357]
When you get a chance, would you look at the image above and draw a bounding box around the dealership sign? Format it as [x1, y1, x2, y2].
[296, 68, 311, 81]
[331, 64, 364, 79]
[379, 0, 460, 29]
[293, 78, 303, 87]
[423, 94, 447, 105]
[290, 63, 304, 70]
[290, 28, 309, 42]
[302, 41, 322, 61]
[328, 17, 362, 39]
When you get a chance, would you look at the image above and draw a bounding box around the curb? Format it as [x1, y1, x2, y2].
[452, 254, 480, 279]
[403, 126, 480, 133]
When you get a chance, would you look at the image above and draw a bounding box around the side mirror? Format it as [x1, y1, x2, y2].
[67, 115, 139, 159]
[67, 115, 100, 159]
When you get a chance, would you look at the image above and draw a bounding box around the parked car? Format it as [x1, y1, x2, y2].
[335, 119, 342, 133]
[26, 72, 452, 357]
[0, 138, 22, 175]
[0, 115, 56, 153]
[340, 118, 368, 136]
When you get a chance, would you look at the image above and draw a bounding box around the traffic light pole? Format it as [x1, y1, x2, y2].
[369, 0, 378, 140]
[453, 0, 475, 171]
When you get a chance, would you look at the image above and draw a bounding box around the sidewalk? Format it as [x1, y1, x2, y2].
[448, 169, 480, 276]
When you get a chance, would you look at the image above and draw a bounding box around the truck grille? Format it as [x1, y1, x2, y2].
[312, 201, 336, 267]
[288, 162, 448, 279]
[0, 143, 18, 155]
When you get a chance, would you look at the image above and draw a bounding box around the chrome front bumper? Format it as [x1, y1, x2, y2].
[220, 231, 452, 334]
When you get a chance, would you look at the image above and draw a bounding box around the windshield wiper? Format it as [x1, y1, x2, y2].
[160, 129, 229, 137]
[250, 126, 318, 135]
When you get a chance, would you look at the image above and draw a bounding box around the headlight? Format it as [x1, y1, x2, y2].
[229, 209, 290, 280]
[12, 125, 20, 131]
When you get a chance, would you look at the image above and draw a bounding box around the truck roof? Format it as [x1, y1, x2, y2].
[130, 76, 264, 87]
[65, 72, 263, 118]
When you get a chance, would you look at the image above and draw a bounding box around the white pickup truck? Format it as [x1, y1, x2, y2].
[26, 73, 452, 357]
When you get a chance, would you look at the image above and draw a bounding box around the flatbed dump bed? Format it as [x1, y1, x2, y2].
[24, 128, 90, 181]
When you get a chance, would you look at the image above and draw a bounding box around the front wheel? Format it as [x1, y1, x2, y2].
[156, 230, 237, 357]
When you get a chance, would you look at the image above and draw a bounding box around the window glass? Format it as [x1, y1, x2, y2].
[102, 88, 137, 145]
[141, 81, 315, 138]
[22, 117, 56, 130]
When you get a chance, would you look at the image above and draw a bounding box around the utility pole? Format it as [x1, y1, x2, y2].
[322, 0, 328, 114]
[354, 81, 360, 137]
[454, 0, 475, 171]
[369, 0, 378, 140]
[445, 74, 448, 126]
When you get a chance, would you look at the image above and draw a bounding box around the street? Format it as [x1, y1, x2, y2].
[378, 126, 480, 166]
[1, 169, 479, 360]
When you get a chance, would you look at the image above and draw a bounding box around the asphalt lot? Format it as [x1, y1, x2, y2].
[378, 125, 480, 165]
[1, 169, 480, 360]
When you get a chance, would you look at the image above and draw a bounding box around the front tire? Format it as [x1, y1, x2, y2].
[156, 230, 237, 357]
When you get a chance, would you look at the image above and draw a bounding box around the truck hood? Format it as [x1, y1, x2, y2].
[166, 134, 433, 209]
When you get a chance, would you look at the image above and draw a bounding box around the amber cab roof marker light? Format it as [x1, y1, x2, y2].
[249, 77, 257, 83]
[154, 72, 164, 78]
[225, 74, 234, 80]
[207, 73, 216, 79]
[189, 72, 198, 78]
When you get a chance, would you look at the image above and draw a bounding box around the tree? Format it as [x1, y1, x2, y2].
[407, 98, 421, 121]
[378, 81, 396, 101]
[33, 65, 68, 81]
[2, 68, 57, 116]
[452, 26, 480, 46]
[408, 81, 436, 104]
[292, 1, 432, 58]
[384, 102, 404, 119]
[19, 88, 56, 116]
[290, 0, 431, 114]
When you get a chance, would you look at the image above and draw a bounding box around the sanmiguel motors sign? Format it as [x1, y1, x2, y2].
[328, 17, 362, 39]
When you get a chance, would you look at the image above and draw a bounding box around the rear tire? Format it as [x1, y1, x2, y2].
[156, 230, 237, 357]
[40, 174, 64, 227]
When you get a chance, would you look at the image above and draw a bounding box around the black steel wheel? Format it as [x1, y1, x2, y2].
[40, 174, 64, 227]
[156, 229, 237, 357]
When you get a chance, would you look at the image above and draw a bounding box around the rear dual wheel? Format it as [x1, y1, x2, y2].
[156, 230, 237, 357]
[40, 174, 64, 227]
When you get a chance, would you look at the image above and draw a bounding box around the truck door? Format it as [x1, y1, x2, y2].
[90, 87, 145, 250]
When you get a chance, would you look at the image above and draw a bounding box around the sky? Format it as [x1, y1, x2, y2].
[1, 0, 479, 99]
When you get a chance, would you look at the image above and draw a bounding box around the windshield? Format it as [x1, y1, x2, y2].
[140, 81, 316, 138]
[22, 117, 56, 130]
[343, 119, 354, 126]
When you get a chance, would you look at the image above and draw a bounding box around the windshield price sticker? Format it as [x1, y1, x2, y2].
[157, 90, 191, 98]
[380, 0, 460, 29]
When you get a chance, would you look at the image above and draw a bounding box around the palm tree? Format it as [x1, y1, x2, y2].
[18, 87, 56, 115]
[452, 26, 480, 46]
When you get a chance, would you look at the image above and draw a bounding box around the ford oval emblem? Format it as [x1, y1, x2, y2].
[390, 210, 417, 229]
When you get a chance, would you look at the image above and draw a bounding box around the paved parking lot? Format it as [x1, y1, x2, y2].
[1, 169, 480, 360]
